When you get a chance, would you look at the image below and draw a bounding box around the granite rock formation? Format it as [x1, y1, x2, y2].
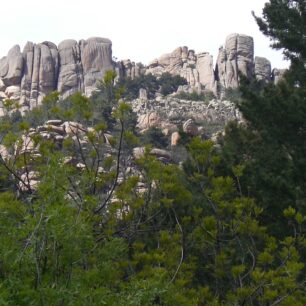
[272, 68, 286, 84]
[131, 96, 242, 138]
[255, 56, 272, 82]
[0, 37, 113, 114]
[215, 33, 254, 88]
[146, 47, 216, 92]
[115, 59, 143, 80]
[0, 33, 283, 116]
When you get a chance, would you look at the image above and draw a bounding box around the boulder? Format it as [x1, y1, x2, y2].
[139, 88, 147, 100]
[57, 39, 83, 98]
[272, 68, 286, 84]
[45, 119, 63, 126]
[37, 124, 65, 135]
[137, 112, 161, 130]
[81, 37, 113, 96]
[18, 135, 37, 155]
[183, 119, 199, 136]
[216, 33, 254, 88]
[117, 59, 141, 79]
[62, 121, 87, 136]
[150, 148, 171, 160]
[133, 147, 145, 159]
[0, 145, 9, 160]
[0, 45, 24, 86]
[20, 41, 59, 109]
[19, 171, 40, 191]
[133, 146, 171, 162]
[0, 79, 6, 91]
[171, 131, 180, 146]
[196, 52, 215, 90]
[5, 86, 21, 100]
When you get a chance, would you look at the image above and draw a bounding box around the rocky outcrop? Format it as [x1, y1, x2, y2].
[183, 119, 199, 136]
[272, 68, 286, 84]
[146, 47, 216, 92]
[137, 112, 161, 130]
[0, 37, 113, 114]
[171, 131, 180, 146]
[216, 33, 254, 88]
[255, 56, 271, 82]
[81, 37, 113, 96]
[20, 41, 59, 111]
[57, 37, 113, 98]
[0, 45, 24, 87]
[116, 59, 143, 80]
[131, 96, 242, 138]
[12, 119, 114, 192]
[0, 33, 285, 115]
[57, 40, 83, 99]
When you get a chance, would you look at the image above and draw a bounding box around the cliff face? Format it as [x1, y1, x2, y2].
[0, 33, 282, 115]
[0, 37, 113, 114]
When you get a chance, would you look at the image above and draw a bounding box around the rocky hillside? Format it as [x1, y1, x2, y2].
[0, 33, 285, 115]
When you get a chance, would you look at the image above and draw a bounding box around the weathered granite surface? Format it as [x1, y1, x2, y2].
[0, 37, 113, 114]
[0, 33, 282, 116]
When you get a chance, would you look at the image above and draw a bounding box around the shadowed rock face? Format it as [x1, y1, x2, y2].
[0, 37, 113, 114]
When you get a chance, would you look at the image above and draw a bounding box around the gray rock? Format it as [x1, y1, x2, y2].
[196, 52, 215, 90]
[0, 79, 6, 91]
[20, 41, 59, 110]
[146, 46, 215, 91]
[216, 33, 254, 88]
[5, 86, 21, 100]
[117, 59, 142, 79]
[183, 119, 199, 136]
[272, 68, 286, 84]
[57, 39, 83, 98]
[139, 88, 147, 100]
[81, 37, 113, 96]
[255, 56, 271, 82]
[0, 45, 24, 87]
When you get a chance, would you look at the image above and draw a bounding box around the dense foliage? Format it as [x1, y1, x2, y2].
[116, 72, 187, 100]
[0, 1, 305, 305]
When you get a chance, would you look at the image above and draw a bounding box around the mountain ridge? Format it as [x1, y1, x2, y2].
[0, 33, 285, 116]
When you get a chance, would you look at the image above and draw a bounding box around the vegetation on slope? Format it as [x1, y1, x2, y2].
[0, 1, 305, 305]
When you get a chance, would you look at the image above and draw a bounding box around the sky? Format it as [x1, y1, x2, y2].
[0, 0, 289, 69]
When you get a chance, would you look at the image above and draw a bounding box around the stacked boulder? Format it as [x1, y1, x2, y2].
[146, 47, 216, 92]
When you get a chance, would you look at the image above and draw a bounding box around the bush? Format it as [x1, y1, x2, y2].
[158, 73, 187, 96]
[116, 74, 159, 100]
[116, 72, 188, 100]
[139, 127, 169, 148]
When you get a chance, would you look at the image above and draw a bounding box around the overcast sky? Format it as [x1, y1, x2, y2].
[0, 0, 289, 69]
